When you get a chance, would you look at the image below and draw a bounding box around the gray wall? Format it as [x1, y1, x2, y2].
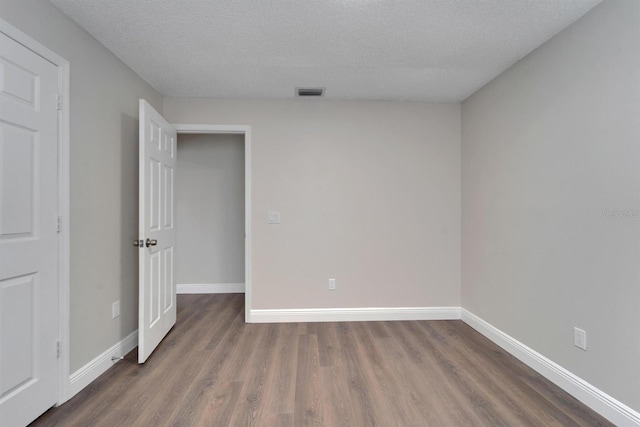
[462, 0, 640, 411]
[0, 0, 164, 372]
[165, 99, 461, 310]
[176, 134, 245, 285]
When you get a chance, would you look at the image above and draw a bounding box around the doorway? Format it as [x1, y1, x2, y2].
[174, 125, 252, 321]
[176, 133, 245, 293]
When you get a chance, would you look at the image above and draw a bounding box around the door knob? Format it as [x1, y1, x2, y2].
[146, 238, 158, 247]
[133, 239, 143, 247]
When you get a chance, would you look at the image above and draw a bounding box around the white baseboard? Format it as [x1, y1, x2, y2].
[176, 283, 245, 294]
[249, 306, 461, 323]
[67, 330, 138, 400]
[461, 309, 640, 427]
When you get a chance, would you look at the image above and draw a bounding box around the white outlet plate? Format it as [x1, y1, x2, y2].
[112, 301, 120, 319]
[267, 211, 280, 224]
[328, 278, 336, 290]
[574, 327, 587, 350]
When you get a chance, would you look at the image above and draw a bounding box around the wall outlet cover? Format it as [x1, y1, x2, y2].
[267, 211, 280, 224]
[112, 301, 121, 319]
[574, 327, 587, 351]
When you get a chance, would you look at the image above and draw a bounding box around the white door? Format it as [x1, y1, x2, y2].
[0, 33, 60, 426]
[138, 100, 176, 363]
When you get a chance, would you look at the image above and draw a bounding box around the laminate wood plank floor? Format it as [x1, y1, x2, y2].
[31, 294, 612, 426]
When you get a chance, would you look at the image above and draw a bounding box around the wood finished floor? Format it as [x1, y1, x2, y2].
[32, 294, 612, 427]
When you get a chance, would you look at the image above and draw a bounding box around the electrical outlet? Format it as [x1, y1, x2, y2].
[112, 301, 120, 319]
[574, 327, 587, 351]
[328, 278, 336, 290]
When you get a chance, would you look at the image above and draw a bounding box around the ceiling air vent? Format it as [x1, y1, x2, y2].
[296, 87, 325, 97]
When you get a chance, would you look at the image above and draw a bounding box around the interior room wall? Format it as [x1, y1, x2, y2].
[461, 0, 640, 411]
[10, 0, 633, 415]
[165, 99, 461, 310]
[0, 0, 164, 372]
[176, 134, 245, 285]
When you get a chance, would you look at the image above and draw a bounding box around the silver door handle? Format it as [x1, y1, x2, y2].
[133, 239, 143, 247]
[146, 238, 158, 247]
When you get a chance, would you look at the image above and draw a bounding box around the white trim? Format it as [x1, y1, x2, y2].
[0, 18, 72, 406]
[57, 54, 71, 407]
[244, 127, 252, 322]
[0, 20, 68, 66]
[177, 283, 245, 294]
[461, 309, 640, 427]
[250, 307, 461, 323]
[174, 124, 248, 134]
[67, 330, 138, 400]
[173, 124, 252, 323]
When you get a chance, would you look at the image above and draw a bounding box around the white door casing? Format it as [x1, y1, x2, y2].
[138, 100, 177, 363]
[0, 32, 60, 426]
[173, 124, 252, 322]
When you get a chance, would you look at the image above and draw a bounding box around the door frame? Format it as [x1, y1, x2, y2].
[173, 124, 252, 322]
[0, 19, 71, 404]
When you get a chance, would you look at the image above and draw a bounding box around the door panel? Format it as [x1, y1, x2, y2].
[138, 100, 176, 363]
[0, 125, 35, 237]
[0, 32, 59, 427]
[1, 274, 35, 395]
[150, 158, 161, 231]
[163, 247, 173, 312]
[163, 165, 173, 228]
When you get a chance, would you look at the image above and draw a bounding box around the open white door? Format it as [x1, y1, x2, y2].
[0, 32, 60, 426]
[137, 100, 176, 363]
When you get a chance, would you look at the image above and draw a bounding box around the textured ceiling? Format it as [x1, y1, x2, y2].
[51, 0, 601, 102]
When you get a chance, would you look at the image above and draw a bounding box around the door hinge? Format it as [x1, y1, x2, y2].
[56, 341, 61, 359]
[57, 216, 62, 233]
[57, 94, 63, 111]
